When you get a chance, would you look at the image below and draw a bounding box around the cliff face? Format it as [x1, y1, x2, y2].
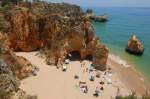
[126, 35, 144, 55]
[0, 32, 37, 99]
[6, 7, 42, 51]
[0, 2, 109, 71]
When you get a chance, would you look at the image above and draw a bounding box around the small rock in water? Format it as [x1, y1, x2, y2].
[126, 35, 144, 56]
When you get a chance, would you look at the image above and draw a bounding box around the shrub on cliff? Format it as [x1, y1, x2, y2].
[0, 15, 9, 32]
[1, 0, 23, 6]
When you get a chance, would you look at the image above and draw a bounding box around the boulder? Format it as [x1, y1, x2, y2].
[126, 35, 144, 55]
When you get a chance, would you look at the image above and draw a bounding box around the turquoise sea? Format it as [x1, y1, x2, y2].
[83, 7, 150, 81]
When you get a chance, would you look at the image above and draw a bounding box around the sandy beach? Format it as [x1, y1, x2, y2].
[15, 52, 149, 99]
[108, 54, 150, 96]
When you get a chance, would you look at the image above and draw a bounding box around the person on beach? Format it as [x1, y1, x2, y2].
[62, 64, 67, 71]
[89, 70, 95, 81]
[79, 82, 88, 93]
[93, 85, 104, 97]
[93, 85, 101, 97]
[81, 85, 88, 93]
[89, 63, 95, 72]
[65, 59, 70, 64]
[100, 87, 104, 96]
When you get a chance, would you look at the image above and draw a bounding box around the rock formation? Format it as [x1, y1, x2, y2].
[0, 32, 37, 99]
[0, 1, 109, 71]
[126, 35, 144, 55]
[0, 2, 109, 98]
[86, 9, 107, 22]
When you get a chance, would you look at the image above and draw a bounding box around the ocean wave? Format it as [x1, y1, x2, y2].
[109, 54, 130, 68]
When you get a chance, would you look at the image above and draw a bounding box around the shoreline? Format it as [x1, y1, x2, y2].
[108, 54, 150, 95]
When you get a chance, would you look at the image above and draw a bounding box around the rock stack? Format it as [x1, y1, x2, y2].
[126, 35, 144, 56]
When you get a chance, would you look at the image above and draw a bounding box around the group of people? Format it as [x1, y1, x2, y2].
[78, 81, 105, 97]
[81, 61, 98, 82]
[78, 61, 107, 97]
[56, 55, 112, 97]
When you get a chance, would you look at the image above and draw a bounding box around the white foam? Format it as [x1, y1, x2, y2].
[109, 54, 130, 68]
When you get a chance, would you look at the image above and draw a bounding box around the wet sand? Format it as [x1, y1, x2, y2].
[108, 54, 150, 96]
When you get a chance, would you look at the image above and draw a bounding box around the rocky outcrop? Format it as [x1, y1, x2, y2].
[126, 35, 144, 55]
[0, 2, 109, 71]
[6, 7, 43, 51]
[90, 15, 108, 22]
[86, 9, 107, 22]
[42, 14, 109, 71]
[0, 32, 38, 99]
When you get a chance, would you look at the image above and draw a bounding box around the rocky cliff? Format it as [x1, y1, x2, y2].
[126, 35, 144, 55]
[0, 1, 108, 71]
[0, 32, 37, 99]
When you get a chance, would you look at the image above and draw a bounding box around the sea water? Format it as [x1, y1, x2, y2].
[83, 7, 150, 81]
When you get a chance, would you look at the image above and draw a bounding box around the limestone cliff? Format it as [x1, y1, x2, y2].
[0, 32, 37, 99]
[0, 1, 109, 71]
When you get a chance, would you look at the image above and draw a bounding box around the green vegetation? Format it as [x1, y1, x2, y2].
[0, 15, 9, 32]
[1, 0, 23, 6]
[116, 92, 150, 99]
[116, 92, 137, 99]
[142, 93, 150, 99]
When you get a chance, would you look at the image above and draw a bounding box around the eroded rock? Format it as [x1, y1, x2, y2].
[0, 32, 38, 99]
[0, 2, 109, 70]
[126, 35, 144, 55]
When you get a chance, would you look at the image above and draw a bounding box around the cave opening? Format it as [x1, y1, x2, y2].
[66, 51, 93, 61]
[67, 51, 81, 61]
